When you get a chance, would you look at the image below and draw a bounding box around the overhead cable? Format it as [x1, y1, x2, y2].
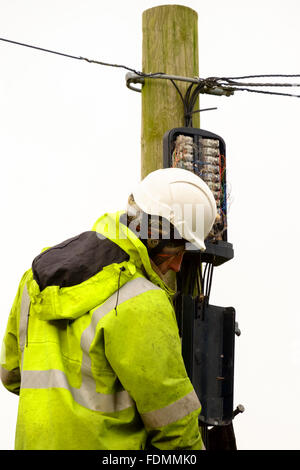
[1, 36, 300, 99]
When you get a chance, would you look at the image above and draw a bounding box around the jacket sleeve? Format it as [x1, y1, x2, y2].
[105, 287, 204, 450]
[0, 271, 29, 395]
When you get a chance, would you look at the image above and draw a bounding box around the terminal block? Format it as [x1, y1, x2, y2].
[163, 127, 233, 265]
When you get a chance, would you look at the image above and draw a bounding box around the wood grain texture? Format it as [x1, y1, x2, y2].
[141, 5, 199, 178]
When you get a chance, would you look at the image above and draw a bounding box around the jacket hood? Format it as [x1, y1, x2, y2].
[92, 211, 175, 292]
[27, 212, 174, 322]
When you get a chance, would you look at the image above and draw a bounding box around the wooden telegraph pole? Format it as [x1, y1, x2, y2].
[140, 5, 200, 290]
[140, 6, 240, 450]
[141, 5, 199, 179]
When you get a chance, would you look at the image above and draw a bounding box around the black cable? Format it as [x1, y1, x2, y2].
[0, 36, 165, 78]
[170, 79, 184, 102]
[203, 262, 214, 301]
[2, 36, 300, 101]
[114, 266, 125, 315]
[203, 262, 209, 296]
[199, 260, 204, 295]
[184, 83, 201, 126]
[228, 86, 300, 98]
[189, 82, 206, 110]
[222, 73, 300, 80]
[183, 83, 195, 126]
[221, 78, 300, 88]
[0, 37, 81, 61]
[170, 79, 189, 126]
[205, 264, 211, 298]
[207, 264, 214, 301]
[170, 81, 212, 127]
[187, 83, 207, 126]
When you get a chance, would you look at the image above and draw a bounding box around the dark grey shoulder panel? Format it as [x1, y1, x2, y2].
[32, 232, 129, 291]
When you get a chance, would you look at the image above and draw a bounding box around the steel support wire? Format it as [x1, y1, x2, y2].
[2, 36, 300, 98]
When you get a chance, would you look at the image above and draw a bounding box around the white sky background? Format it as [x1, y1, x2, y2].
[0, 0, 299, 450]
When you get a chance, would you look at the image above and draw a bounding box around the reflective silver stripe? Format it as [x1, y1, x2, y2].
[21, 369, 133, 412]
[21, 276, 161, 413]
[141, 390, 201, 429]
[81, 276, 160, 370]
[19, 284, 30, 355]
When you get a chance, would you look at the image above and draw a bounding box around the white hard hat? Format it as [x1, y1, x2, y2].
[132, 168, 217, 251]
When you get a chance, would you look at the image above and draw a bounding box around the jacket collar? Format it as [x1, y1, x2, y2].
[92, 211, 175, 297]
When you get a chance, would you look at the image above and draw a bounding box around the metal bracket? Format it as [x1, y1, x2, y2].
[202, 85, 234, 97]
[235, 321, 241, 336]
[233, 404, 245, 419]
[126, 71, 235, 96]
[126, 72, 144, 92]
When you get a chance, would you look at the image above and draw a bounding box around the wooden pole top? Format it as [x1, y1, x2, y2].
[141, 4, 199, 178]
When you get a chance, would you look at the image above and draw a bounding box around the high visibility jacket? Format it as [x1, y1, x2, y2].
[0, 212, 203, 450]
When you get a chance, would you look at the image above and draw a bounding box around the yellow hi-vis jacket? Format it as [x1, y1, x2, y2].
[0, 212, 203, 450]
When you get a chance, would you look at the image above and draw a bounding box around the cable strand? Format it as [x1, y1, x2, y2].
[1, 36, 300, 100]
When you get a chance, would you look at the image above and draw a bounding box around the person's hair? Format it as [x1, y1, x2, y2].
[122, 194, 186, 256]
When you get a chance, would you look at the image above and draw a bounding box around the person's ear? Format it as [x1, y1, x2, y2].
[147, 239, 159, 249]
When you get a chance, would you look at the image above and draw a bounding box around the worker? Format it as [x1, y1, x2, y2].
[0, 168, 217, 450]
